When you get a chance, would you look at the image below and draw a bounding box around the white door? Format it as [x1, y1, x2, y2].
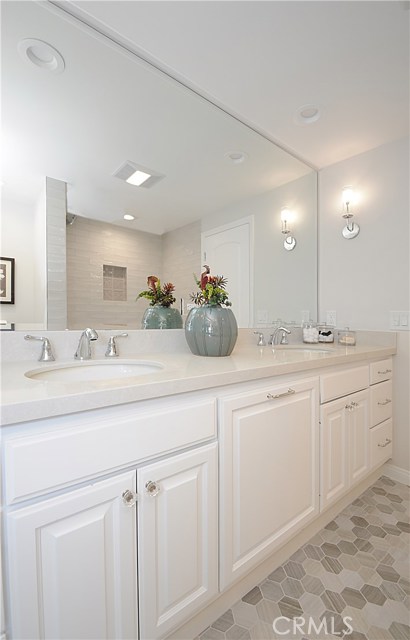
[202, 217, 253, 327]
[138, 443, 218, 640]
[219, 379, 319, 590]
[6, 471, 138, 640]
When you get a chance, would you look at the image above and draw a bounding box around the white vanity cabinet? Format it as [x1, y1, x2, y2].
[137, 442, 218, 640]
[2, 394, 218, 640]
[320, 389, 369, 510]
[319, 366, 370, 510]
[6, 471, 139, 640]
[369, 358, 393, 469]
[218, 377, 319, 590]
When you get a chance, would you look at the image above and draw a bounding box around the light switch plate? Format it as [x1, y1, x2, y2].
[390, 311, 409, 330]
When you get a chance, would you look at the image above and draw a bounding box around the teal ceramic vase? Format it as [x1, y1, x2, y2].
[184, 305, 238, 356]
[141, 305, 183, 330]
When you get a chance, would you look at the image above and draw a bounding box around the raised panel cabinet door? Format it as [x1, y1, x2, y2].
[348, 390, 369, 486]
[320, 398, 349, 511]
[137, 442, 218, 640]
[5, 471, 138, 640]
[219, 379, 319, 590]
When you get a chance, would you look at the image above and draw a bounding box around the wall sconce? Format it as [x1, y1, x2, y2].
[281, 208, 297, 251]
[341, 186, 360, 239]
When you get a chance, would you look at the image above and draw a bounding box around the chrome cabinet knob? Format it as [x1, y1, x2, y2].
[145, 480, 160, 497]
[122, 489, 137, 507]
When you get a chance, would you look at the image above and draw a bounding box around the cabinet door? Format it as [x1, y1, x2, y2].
[348, 390, 369, 486]
[320, 398, 349, 510]
[219, 378, 319, 590]
[320, 390, 369, 511]
[137, 442, 218, 640]
[6, 471, 138, 640]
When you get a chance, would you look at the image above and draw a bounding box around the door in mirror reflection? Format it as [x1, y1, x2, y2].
[202, 218, 252, 328]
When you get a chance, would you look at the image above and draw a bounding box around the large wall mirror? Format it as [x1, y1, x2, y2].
[1, 1, 317, 331]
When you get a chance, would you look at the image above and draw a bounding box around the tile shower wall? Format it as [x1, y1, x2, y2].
[162, 220, 201, 317]
[46, 177, 67, 330]
[67, 217, 162, 329]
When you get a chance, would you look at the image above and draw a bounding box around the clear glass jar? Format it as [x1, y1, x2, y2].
[303, 321, 319, 343]
[318, 324, 334, 343]
[338, 327, 356, 346]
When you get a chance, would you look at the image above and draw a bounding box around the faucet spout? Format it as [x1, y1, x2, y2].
[74, 328, 98, 360]
[269, 326, 291, 345]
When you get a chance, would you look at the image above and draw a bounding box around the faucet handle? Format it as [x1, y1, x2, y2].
[24, 335, 55, 362]
[105, 332, 128, 357]
[253, 331, 266, 347]
[279, 327, 291, 345]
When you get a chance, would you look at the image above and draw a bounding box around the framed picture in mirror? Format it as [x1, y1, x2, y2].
[0, 257, 15, 304]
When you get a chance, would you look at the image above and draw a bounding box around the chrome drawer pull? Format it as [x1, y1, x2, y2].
[377, 438, 392, 448]
[377, 369, 392, 375]
[377, 399, 392, 406]
[267, 388, 296, 400]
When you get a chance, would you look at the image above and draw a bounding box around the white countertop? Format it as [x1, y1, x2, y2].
[0, 342, 396, 426]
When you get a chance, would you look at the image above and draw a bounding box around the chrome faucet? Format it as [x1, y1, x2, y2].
[24, 334, 55, 361]
[105, 333, 128, 357]
[74, 328, 98, 360]
[269, 326, 291, 345]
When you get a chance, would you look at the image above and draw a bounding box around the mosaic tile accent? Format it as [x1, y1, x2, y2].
[198, 477, 409, 640]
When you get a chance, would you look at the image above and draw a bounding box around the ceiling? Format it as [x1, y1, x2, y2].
[2, 1, 408, 234]
[58, 0, 410, 169]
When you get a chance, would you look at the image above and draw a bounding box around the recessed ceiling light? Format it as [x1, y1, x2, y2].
[126, 170, 151, 187]
[113, 161, 164, 188]
[294, 104, 321, 125]
[18, 38, 65, 74]
[225, 151, 249, 164]
[123, 214, 135, 221]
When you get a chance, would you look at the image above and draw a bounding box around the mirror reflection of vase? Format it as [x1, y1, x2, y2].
[141, 306, 183, 330]
[185, 305, 238, 357]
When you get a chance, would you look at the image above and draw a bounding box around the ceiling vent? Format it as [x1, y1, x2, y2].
[113, 161, 164, 188]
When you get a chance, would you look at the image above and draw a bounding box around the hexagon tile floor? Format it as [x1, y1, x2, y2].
[198, 476, 409, 640]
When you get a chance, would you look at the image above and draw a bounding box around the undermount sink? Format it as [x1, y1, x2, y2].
[25, 359, 164, 383]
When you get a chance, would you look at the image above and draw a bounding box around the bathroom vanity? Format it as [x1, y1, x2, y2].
[0, 334, 395, 640]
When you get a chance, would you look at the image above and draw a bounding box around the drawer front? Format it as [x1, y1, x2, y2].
[370, 419, 393, 469]
[370, 380, 393, 427]
[4, 398, 216, 505]
[320, 366, 369, 403]
[370, 359, 393, 385]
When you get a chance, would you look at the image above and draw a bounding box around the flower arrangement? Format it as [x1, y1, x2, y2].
[190, 265, 232, 307]
[137, 276, 176, 308]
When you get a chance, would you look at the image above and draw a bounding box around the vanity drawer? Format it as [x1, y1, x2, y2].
[370, 359, 393, 385]
[370, 380, 393, 427]
[370, 419, 393, 469]
[320, 366, 369, 403]
[3, 397, 217, 505]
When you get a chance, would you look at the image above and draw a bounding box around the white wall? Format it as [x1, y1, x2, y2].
[0, 195, 46, 328]
[202, 172, 318, 325]
[319, 137, 410, 473]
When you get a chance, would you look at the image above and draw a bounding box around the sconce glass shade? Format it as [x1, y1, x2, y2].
[342, 186, 354, 207]
[281, 208, 291, 222]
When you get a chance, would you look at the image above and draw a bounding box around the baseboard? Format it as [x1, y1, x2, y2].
[382, 462, 410, 486]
